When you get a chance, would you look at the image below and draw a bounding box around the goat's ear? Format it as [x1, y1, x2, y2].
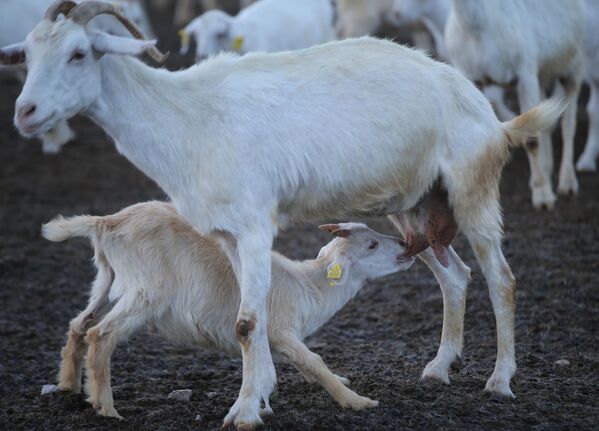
[89, 31, 158, 57]
[0, 42, 25, 65]
[318, 224, 351, 237]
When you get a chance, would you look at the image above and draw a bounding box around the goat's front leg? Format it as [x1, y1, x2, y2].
[222, 228, 277, 430]
[275, 334, 378, 410]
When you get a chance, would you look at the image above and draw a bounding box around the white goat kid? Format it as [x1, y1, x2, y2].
[3, 0, 567, 426]
[446, 0, 585, 209]
[577, 0, 599, 172]
[179, 0, 335, 61]
[44, 201, 414, 418]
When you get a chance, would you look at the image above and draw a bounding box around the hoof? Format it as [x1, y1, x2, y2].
[421, 359, 451, 385]
[484, 374, 515, 399]
[557, 169, 579, 196]
[342, 395, 379, 410]
[531, 185, 556, 210]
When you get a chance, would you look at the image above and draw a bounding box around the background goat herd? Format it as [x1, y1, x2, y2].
[0, 0, 597, 430]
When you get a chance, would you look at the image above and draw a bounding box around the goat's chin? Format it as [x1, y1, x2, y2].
[16, 114, 58, 138]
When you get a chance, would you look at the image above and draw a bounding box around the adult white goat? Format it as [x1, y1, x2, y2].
[0, 0, 154, 154]
[44, 201, 415, 418]
[2, 1, 566, 427]
[445, 0, 585, 209]
[179, 0, 335, 61]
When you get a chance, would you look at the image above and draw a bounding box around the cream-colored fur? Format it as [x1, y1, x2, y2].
[45, 201, 414, 418]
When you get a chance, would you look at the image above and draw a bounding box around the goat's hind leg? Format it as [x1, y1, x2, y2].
[517, 70, 557, 209]
[84, 299, 145, 419]
[276, 334, 378, 410]
[388, 214, 471, 385]
[457, 203, 516, 397]
[557, 74, 582, 195]
[59, 258, 113, 393]
[418, 247, 470, 384]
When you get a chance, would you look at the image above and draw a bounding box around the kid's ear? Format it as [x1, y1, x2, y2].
[318, 224, 351, 238]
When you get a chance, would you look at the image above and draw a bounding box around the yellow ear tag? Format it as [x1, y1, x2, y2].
[232, 35, 244, 52]
[327, 263, 342, 286]
[179, 30, 189, 48]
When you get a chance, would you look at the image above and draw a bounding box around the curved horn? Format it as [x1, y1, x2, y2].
[44, 0, 78, 21]
[67, 1, 168, 64]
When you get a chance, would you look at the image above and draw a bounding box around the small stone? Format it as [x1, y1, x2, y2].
[167, 389, 192, 401]
[41, 384, 59, 395]
[555, 359, 570, 367]
[206, 391, 218, 399]
[195, 414, 203, 422]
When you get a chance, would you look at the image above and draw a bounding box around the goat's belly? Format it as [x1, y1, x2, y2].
[279, 185, 423, 224]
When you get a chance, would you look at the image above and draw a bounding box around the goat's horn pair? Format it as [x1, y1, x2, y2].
[45, 0, 168, 64]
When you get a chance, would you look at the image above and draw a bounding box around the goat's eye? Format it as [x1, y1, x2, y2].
[368, 241, 378, 250]
[216, 32, 227, 40]
[69, 51, 86, 63]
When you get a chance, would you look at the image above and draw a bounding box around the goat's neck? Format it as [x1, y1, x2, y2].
[301, 258, 367, 321]
[85, 55, 213, 197]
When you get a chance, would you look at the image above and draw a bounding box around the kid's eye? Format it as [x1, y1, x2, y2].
[368, 241, 378, 250]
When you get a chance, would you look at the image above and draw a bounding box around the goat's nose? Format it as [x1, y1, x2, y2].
[17, 103, 37, 121]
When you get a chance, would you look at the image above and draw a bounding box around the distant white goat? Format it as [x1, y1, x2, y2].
[386, 0, 450, 59]
[446, 0, 585, 209]
[3, 1, 566, 427]
[335, 0, 393, 38]
[0, 0, 154, 154]
[44, 201, 414, 418]
[577, 0, 599, 172]
[155, 0, 258, 27]
[179, 0, 335, 61]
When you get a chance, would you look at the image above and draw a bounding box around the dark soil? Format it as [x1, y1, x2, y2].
[1, 5, 598, 431]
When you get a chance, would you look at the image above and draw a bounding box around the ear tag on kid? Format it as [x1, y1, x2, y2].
[232, 35, 244, 51]
[327, 263, 343, 286]
[179, 30, 189, 48]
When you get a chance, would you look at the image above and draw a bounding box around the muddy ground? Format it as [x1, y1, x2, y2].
[1, 5, 598, 431]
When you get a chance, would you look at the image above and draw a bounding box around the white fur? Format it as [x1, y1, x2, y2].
[45, 201, 414, 418]
[0, 0, 154, 154]
[180, 0, 335, 61]
[5, 14, 567, 425]
[445, 0, 585, 208]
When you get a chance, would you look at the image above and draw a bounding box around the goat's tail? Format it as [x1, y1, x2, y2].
[502, 95, 568, 147]
[42, 215, 101, 242]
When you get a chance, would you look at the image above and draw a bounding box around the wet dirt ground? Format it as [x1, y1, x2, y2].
[1, 5, 598, 431]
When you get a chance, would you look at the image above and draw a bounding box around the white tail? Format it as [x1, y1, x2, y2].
[42, 215, 100, 242]
[502, 95, 568, 147]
